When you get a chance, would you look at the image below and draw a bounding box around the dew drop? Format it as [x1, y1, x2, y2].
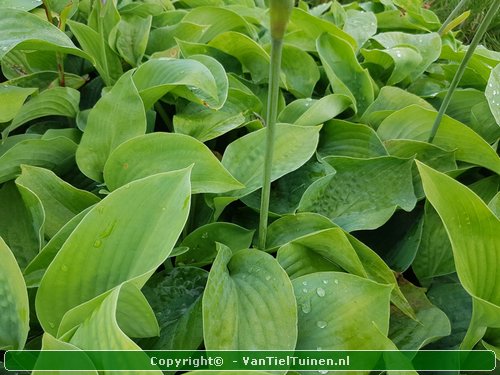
[301, 302, 311, 314]
[265, 275, 271, 281]
[302, 288, 308, 293]
[201, 232, 209, 239]
[334, 279, 339, 284]
[93, 239, 102, 248]
[316, 287, 326, 297]
[317, 320, 328, 328]
[302, 281, 308, 286]
[395, 51, 402, 58]
[1, 47, 8, 51]
[323, 279, 329, 284]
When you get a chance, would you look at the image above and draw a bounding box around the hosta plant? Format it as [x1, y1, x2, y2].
[0, 0, 499, 374]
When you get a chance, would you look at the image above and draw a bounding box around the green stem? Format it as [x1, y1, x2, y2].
[258, 38, 283, 250]
[438, 0, 468, 35]
[428, 0, 500, 143]
[41, 0, 53, 24]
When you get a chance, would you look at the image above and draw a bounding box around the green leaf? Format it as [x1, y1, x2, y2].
[378, 106, 500, 175]
[280, 44, 320, 98]
[76, 70, 146, 182]
[485, 64, 500, 124]
[24, 208, 91, 288]
[317, 33, 374, 115]
[0, 136, 77, 184]
[0, 182, 42, 270]
[343, 9, 377, 51]
[103, 133, 243, 194]
[4, 71, 87, 91]
[203, 244, 297, 350]
[277, 228, 366, 279]
[371, 32, 441, 80]
[15, 165, 99, 238]
[182, 6, 257, 42]
[0, 86, 36, 123]
[67, 20, 122, 86]
[109, 15, 152, 67]
[36, 169, 191, 335]
[177, 222, 254, 266]
[318, 120, 388, 158]
[299, 156, 416, 231]
[0, 238, 29, 350]
[0, 9, 88, 61]
[132, 57, 219, 109]
[221, 124, 321, 198]
[209, 31, 269, 83]
[278, 94, 352, 127]
[140, 267, 208, 349]
[360, 86, 435, 129]
[148, 22, 206, 54]
[5, 87, 80, 136]
[0, 0, 42, 11]
[293, 272, 394, 350]
[416, 162, 500, 349]
[389, 280, 450, 350]
[412, 203, 455, 283]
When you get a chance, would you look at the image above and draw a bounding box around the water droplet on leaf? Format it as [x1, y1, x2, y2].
[316, 287, 325, 297]
[317, 320, 328, 328]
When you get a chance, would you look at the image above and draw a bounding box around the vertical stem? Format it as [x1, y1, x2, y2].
[428, 0, 500, 143]
[438, 0, 468, 35]
[42, 0, 66, 87]
[258, 38, 283, 250]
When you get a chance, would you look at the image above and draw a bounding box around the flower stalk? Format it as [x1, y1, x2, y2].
[258, 0, 293, 250]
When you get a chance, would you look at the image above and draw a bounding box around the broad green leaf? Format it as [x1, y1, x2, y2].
[360, 86, 434, 129]
[299, 156, 416, 231]
[15, 165, 99, 238]
[317, 33, 374, 115]
[343, 9, 377, 51]
[278, 94, 352, 127]
[147, 22, 207, 53]
[293, 272, 393, 350]
[412, 203, 455, 283]
[426, 278, 472, 349]
[36, 169, 191, 335]
[4, 71, 87, 91]
[429, 89, 500, 144]
[371, 32, 441, 80]
[287, 8, 356, 51]
[203, 244, 297, 350]
[489, 192, 500, 218]
[87, 0, 120, 43]
[0, 182, 42, 269]
[0, 86, 36, 123]
[0, 0, 42, 11]
[68, 286, 163, 375]
[277, 228, 366, 279]
[318, 120, 388, 158]
[362, 46, 422, 86]
[5, 87, 79, 136]
[109, 15, 152, 67]
[24, 208, 91, 288]
[0, 238, 29, 350]
[103, 133, 243, 194]
[0, 9, 88, 61]
[416, 162, 500, 349]
[182, 6, 257, 42]
[266, 213, 335, 251]
[384, 139, 457, 198]
[132, 58, 219, 109]
[279, 44, 320, 98]
[140, 267, 208, 349]
[0, 136, 77, 184]
[469, 175, 500, 204]
[174, 88, 260, 142]
[241, 159, 333, 216]
[76, 70, 146, 182]
[440, 44, 499, 82]
[209, 31, 269, 83]
[378, 106, 500, 175]
[0, 134, 40, 156]
[176, 222, 254, 266]
[172, 54, 228, 110]
[221, 124, 321, 198]
[485, 64, 500, 124]
[67, 20, 122, 86]
[389, 281, 450, 350]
